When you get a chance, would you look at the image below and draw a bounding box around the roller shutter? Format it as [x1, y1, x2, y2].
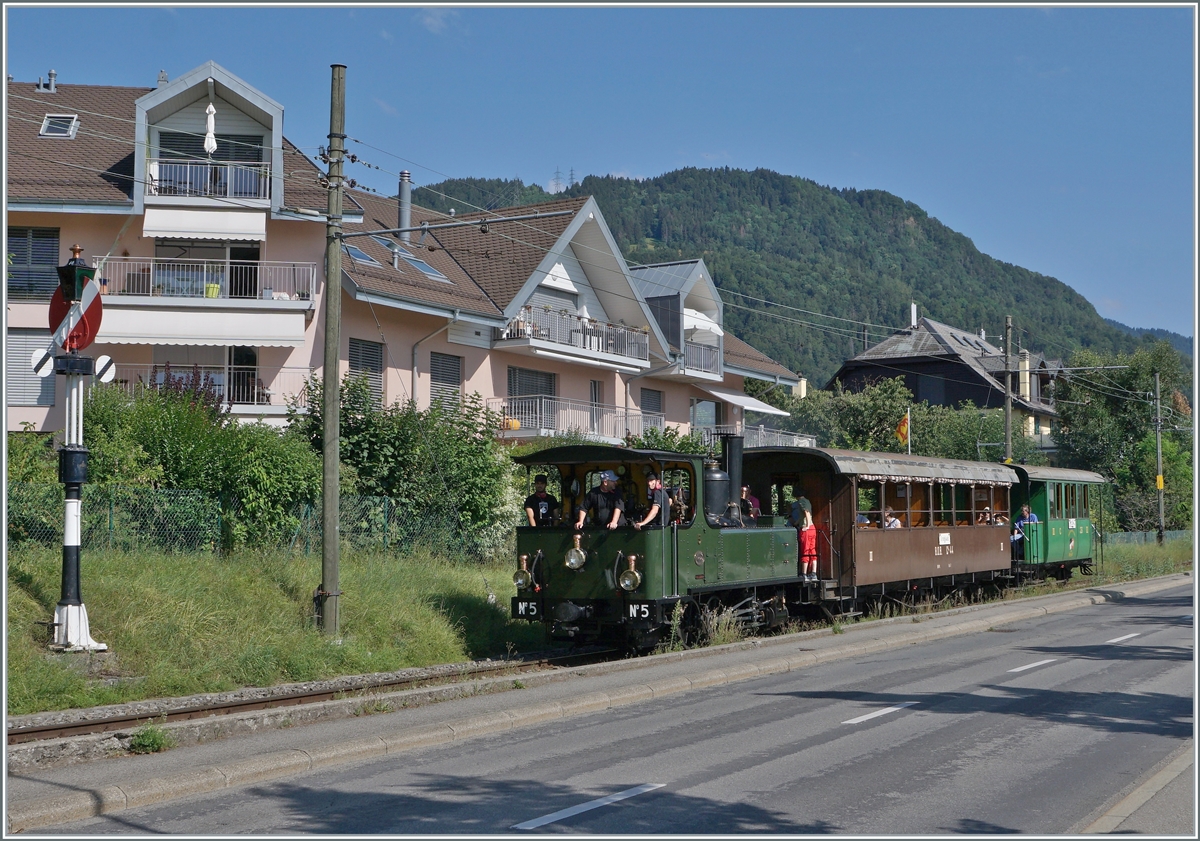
[7, 227, 60, 300]
[7, 329, 56, 406]
[349, 338, 385, 406]
[507, 366, 555, 397]
[429, 352, 462, 408]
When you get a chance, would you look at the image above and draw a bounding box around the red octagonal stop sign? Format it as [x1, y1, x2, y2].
[48, 282, 103, 351]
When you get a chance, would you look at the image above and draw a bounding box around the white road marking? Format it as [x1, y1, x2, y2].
[842, 701, 918, 725]
[1105, 633, 1141, 644]
[1008, 658, 1057, 673]
[512, 783, 665, 829]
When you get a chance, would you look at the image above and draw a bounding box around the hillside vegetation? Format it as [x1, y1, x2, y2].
[417, 169, 1188, 387]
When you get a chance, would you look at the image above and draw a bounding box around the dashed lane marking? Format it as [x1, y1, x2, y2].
[1008, 658, 1057, 673]
[1105, 633, 1141, 644]
[512, 783, 666, 830]
[842, 702, 918, 725]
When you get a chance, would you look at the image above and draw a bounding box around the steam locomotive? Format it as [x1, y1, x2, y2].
[510, 437, 1104, 650]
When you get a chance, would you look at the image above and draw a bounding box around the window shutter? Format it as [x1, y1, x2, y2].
[527, 287, 578, 314]
[640, 388, 663, 415]
[7, 330, 56, 406]
[348, 338, 385, 406]
[6, 227, 60, 300]
[507, 366, 556, 397]
[429, 352, 462, 409]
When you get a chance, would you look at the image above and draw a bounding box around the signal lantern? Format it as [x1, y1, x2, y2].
[56, 244, 95, 303]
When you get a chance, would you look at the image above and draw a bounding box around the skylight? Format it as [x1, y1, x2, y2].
[342, 244, 381, 266]
[39, 114, 79, 139]
[397, 249, 449, 281]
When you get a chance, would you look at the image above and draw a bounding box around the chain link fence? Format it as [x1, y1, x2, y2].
[6, 484, 514, 561]
[1102, 529, 1192, 545]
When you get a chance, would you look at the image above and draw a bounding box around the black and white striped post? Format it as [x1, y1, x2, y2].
[44, 247, 109, 651]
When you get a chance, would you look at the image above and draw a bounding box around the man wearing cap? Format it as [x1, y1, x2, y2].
[575, 470, 626, 530]
[524, 474, 560, 528]
[633, 473, 670, 530]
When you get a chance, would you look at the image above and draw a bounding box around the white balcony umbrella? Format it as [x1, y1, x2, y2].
[203, 102, 217, 156]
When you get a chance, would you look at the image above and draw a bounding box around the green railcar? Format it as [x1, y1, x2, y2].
[1010, 465, 1106, 578]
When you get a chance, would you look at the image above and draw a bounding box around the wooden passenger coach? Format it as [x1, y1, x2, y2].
[742, 447, 1021, 593]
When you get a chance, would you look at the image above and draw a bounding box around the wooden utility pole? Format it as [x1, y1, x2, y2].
[319, 64, 346, 635]
[1155, 372, 1165, 545]
[1004, 315, 1012, 462]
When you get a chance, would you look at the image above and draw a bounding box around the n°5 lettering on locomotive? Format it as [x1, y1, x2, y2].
[512, 599, 539, 618]
[627, 602, 653, 620]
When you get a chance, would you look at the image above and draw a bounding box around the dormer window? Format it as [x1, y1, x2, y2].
[39, 114, 79, 138]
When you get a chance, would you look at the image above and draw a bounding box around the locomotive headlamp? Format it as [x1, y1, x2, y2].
[513, 554, 533, 590]
[618, 555, 642, 592]
[565, 534, 587, 570]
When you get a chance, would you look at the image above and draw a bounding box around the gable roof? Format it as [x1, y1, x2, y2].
[723, 333, 797, 383]
[338, 189, 503, 321]
[419, 196, 589, 309]
[5, 76, 361, 217]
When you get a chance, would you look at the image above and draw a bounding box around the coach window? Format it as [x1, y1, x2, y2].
[954, 485, 971, 526]
[972, 486, 993, 525]
[1081, 486, 1090, 517]
[883, 481, 910, 526]
[934, 484, 954, 527]
[857, 482, 880, 527]
[909, 482, 931, 527]
[993, 486, 1010, 522]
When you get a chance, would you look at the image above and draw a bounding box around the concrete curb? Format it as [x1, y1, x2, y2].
[6, 574, 1191, 833]
[1081, 739, 1194, 833]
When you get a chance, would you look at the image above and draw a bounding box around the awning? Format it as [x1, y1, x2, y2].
[143, 208, 266, 241]
[698, 384, 789, 417]
[683, 307, 723, 336]
[95, 308, 305, 347]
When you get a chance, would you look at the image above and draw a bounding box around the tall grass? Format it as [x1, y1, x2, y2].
[6, 545, 548, 715]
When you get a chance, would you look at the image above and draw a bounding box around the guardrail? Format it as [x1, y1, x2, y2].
[93, 257, 315, 301]
[111, 363, 312, 408]
[147, 158, 270, 200]
[696, 424, 816, 449]
[496, 306, 650, 361]
[684, 341, 721, 374]
[486, 395, 664, 439]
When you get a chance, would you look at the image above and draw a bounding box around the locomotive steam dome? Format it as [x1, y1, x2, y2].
[703, 459, 729, 520]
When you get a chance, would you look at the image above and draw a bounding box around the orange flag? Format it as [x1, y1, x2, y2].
[895, 413, 909, 445]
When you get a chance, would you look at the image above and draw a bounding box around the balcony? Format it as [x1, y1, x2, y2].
[146, 159, 270, 200]
[487, 395, 664, 443]
[94, 257, 315, 302]
[112, 363, 312, 410]
[684, 340, 721, 374]
[696, 424, 816, 449]
[495, 306, 650, 365]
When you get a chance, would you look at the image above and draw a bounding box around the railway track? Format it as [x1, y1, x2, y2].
[7, 648, 618, 746]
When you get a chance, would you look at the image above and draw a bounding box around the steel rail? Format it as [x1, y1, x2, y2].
[7, 648, 617, 745]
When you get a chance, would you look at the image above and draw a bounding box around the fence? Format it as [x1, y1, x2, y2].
[1102, 529, 1192, 545]
[6, 484, 507, 561]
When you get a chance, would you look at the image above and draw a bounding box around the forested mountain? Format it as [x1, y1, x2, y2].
[417, 168, 1179, 386]
[1103, 318, 1193, 359]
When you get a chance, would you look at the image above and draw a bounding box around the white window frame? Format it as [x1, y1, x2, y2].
[39, 114, 80, 139]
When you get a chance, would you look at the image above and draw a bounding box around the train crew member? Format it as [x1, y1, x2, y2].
[740, 485, 761, 521]
[523, 474, 560, 527]
[575, 470, 626, 530]
[1011, 504, 1038, 560]
[883, 507, 902, 529]
[633, 473, 670, 530]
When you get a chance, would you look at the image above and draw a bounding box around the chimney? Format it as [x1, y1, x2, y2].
[158, 70, 169, 87]
[398, 170, 412, 243]
[36, 70, 57, 93]
[979, 328, 986, 342]
[910, 302, 917, 329]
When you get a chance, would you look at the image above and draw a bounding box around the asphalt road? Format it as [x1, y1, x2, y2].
[38, 583, 1193, 835]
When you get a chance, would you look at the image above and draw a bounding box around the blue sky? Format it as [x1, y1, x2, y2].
[5, 4, 1195, 336]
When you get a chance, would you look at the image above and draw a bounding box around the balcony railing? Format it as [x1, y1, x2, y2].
[487, 395, 664, 440]
[495, 306, 649, 361]
[111, 363, 312, 408]
[696, 424, 817, 449]
[94, 257, 315, 301]
[147, 158, 270, 200]
[684, 340, 721, 374]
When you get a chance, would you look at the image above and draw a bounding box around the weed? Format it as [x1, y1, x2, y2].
[831, 621, 844, 635]
[655, 602, 689, 654]
[512, 679, 526, 689]
[353, 697, 394, 716]
[701, 606, 745, 647]
[128, 717, 175, 754]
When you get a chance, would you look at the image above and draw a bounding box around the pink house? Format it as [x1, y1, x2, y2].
[7, 62, 806, 446]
